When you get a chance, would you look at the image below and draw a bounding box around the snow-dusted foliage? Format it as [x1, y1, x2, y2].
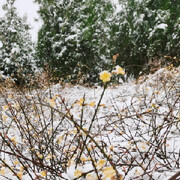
[36, 0, 117, 82]
[36, 0, 179, 81]
[0, 0, 36, 84]
[113, 0, 180, 77]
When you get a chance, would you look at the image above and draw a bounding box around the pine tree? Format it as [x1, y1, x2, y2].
[0, 0, 36, 85]
[113, 0, 180, 77]
[36, 0, 117, 82]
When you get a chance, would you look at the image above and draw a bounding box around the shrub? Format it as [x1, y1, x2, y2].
[36, 0, 118, 82]
[113, 0, 180, 77]
[0, 0, 36, 85]
[0, 65, 179, 179]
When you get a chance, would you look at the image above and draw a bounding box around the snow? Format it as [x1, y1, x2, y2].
[111, 0, 123, 12]
[156, 23, 168, 30]
[0, 66, 179, 179]
[4, 57, 10, 64]
[11, 47, 20, 54]
[65, 34, 77, 42]
[59, 46, 67, 57]
[0, 0, 179, 179]
[149, 23, 168, 38]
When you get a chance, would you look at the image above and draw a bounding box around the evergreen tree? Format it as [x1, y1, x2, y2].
[114, 0, 180, 77]
[36, 0, 117, 82]
[0, 0, 36, 85]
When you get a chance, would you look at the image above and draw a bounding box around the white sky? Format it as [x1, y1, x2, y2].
[0, 0, 120, 42]
[0, 0, 42, 42]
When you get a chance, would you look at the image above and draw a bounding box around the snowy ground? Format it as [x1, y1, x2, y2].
[0, 66, 180, 179]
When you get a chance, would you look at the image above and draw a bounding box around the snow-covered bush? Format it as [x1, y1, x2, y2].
[36, 0, 179, 81]
[0, 0, 36, 85]
[114, 0, 180, 77]
[36, 0, 117, 82]
[0, 65, 179, 179]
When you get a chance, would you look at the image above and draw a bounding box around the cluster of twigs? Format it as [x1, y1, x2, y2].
[0, 66, 179, 180]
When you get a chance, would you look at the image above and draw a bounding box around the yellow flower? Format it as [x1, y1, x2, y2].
[8, 94, 13, 98]
[135, 168, 141, 175]
[14, 161, 19, 165]
[109, 145, 114, 151]
[70, 129, 77, 134]
[17, 172, 23, 179]
[103, 166, 116, 179]
[46, 154, 52, 160]
[56, 135, 64, 144]
[2, 115, 7, 122]
[36, 152, 43, 159]
[3, 105, 9, 110]
[49, 98, 56, 107]
[20, 165, 24, 172]
[12, 103, 20, 110]
[77, 98, 85, 106]
[89, 101, 95, 107]
[11, 137, 17, 144]
[99, 104, 106, 107]
[141, 144, 146, 150]
[96, 159, 106, 169]
[151, 103, 158, 109]
[99, 71, 112, 83]
[86, 173, 96, 180]
[74, 169, 82, 178]
[113, 66, 125, 75]
[0, 167, 5, 175]
[40, 170, 47, 177]
[80, 155, 87, 162]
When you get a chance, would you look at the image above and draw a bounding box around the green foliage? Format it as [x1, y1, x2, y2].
[36, 0, 179, 81]
[36, 0, 117, 82]
[113, 0, 180, 77]
[0, 0, 36, 85]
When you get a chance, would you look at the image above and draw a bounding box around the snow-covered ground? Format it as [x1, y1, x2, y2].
[0, 66, 179, 179]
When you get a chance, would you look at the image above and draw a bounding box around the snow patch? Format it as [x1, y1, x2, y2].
[156, 23, 168, 30]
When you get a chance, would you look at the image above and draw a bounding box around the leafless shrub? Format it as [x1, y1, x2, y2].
[0, 65, 179, 179]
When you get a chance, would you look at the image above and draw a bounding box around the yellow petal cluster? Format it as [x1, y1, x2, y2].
[99, 71, 112, 83]
[40, 170, 47, 177]
[89, 101, 95, 107]
[17, 172, 23, 179]
[74, 169, 82, 178]
[96, 159, 106, 169]
[0, 168, 5, 175]
[113, 65, 125, 75]
[77, 98, 85, 106]
[14, 161, 19, 165]
[86, 173, 96, 180]
[103, 166, 116, 179]
[46, 154, 52, 160]
[11, 137, 17, 144]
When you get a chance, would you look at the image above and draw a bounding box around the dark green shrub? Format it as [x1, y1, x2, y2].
[36, 0, 117, 82]
[114, 0, 180, 77]
[0, 0, 36, 85]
